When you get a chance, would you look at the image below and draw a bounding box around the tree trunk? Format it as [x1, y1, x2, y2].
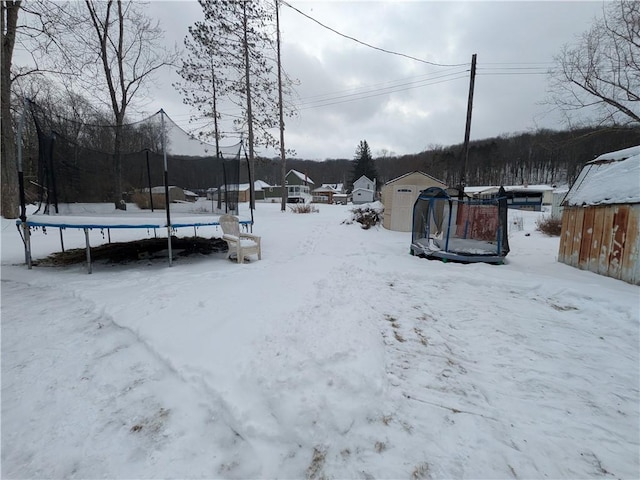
[1, 1, 20, 219]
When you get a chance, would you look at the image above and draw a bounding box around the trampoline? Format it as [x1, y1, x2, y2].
[15, 99, 254, 273]
[15, 209, 252, 274]
[410, 186, 509, 264]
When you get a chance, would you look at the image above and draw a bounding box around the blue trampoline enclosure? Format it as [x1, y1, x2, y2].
[410, 187, 510, 264]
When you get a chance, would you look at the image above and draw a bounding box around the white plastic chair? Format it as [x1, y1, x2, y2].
[219, 214, 261, 264]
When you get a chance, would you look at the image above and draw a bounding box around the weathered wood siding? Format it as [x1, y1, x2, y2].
[558, 204, 640, 285]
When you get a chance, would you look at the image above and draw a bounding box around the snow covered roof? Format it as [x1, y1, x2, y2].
[233, 181, 271, 192]
[504, 185, 555, 192]
[254, 180, 271, 190]
[320, 183, 343, 192]
[149, 186, 182, 194]
[465, 185, 554, 195]
[312, 186, 337, 193]
[287, 169, 315, 185]
[592, 145, 640, 163]
[464, 186, 496, 195]
[564, 146, 640, 206]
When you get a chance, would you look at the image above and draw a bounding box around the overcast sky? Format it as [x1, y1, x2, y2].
[143, 0, 606, 160]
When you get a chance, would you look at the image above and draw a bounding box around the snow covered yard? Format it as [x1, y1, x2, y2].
[1, 203, 638, 479]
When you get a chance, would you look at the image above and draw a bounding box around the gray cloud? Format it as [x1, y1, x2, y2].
[133, 1, 607, 159]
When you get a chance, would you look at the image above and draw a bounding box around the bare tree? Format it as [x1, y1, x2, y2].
[81, 1, 180, 208]
[2, 0, 89, 217]
[1, 1, 20, 218]
[178, 0, 296, 208]
[548, 0, 640, 126]
[18, 1, 179, 208]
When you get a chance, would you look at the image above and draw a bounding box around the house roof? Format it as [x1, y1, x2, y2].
[254, 180, 271, 190]
[384, 171, 446, 186]
[355, 175, 374, 183]
[220, 180, 271, 192]
[465, 185, 554, 195]
[149, 186, 182, 194]
[321, 183, 343, 192]
[312, 186, 337, 193]
[287, 169, 315, 185]
[564, 146, 640, 206]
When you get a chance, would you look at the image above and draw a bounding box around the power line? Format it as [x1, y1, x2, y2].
[294, 70, 468, 108]
[296, 66, 468, 103]
[477, 72, 549, 76]
[280, 0, 468, 68]
[296, 74, 469, 110]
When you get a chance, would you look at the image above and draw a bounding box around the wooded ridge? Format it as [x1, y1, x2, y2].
[252, 126, 640, 189]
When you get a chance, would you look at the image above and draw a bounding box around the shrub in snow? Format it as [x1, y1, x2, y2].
[536, 216, 562, 236]
[289, 203, 319, 214]
[346, 201, 384, 229]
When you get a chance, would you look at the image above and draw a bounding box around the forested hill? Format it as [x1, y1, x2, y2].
[253, 126, 640, 189]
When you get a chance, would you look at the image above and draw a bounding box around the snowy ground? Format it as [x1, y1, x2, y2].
[1, 202, 638, 479]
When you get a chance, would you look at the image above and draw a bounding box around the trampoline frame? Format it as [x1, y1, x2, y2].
[16, 213, 253, 274]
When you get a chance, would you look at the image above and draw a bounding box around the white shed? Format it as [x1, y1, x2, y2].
[380, 171, 447, 232]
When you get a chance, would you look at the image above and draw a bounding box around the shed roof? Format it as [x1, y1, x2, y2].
[564, 146, 640, 206]
[384, 171, 445, 186]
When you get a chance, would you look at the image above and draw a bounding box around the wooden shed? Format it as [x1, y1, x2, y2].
[132, 186, 185, 209]
[381, 171, 447, 231]
[558, 146, 640, 285]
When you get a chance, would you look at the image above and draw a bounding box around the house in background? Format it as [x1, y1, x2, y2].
[132, 185, 186, 209]
[312, 183, 344, 204]
[352, 175, 376, 205]
[558, 145, 640, 285]
[465, 184, 554, 211]
[213, 180, 270, 203]
[206, 187, 218, 201]
[381, 171, 447, 232]
[264, 169, 314, 204]
[183, 189, 198, 202]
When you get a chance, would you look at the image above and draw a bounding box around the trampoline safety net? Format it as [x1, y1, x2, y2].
[411, 187, 510, 262]
[22, 99, 247, 218]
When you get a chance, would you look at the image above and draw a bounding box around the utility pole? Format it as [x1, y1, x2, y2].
[242, 1, 256, 211]
[460, 53, 477, 192]
[276, 0, 287, 212]
[211, 57, 220, 213]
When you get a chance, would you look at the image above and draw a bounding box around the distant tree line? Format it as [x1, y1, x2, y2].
[251, 126, 640, 190]
[3, 0, 638, 215]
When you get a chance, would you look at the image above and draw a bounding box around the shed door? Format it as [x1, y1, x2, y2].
[391, 186, 416, 231]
